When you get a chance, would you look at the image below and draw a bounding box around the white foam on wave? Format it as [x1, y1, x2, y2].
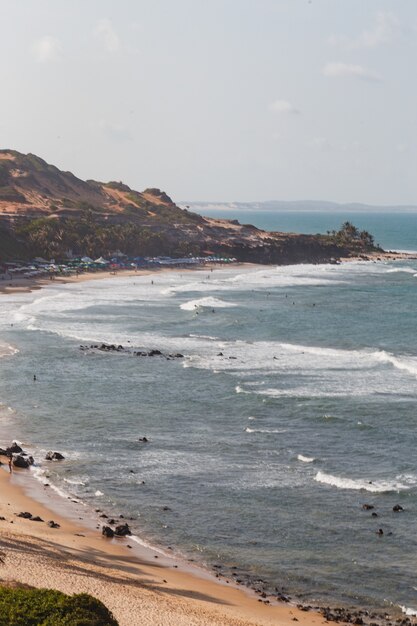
[0, 343, 19, 358]
[30, 465, 74, 499]
[95, 490, 104, 497]
[375, 351, 417, 379]
[235, 385, 250, 394]
[165, 263, 348, 297]
[180, 296, 237, 311]
[64, 478, 87, 486]
[251, 387, 362, 398]
[386, 267, 416, 274]
[401, 607, 417, 617]
[245, 427, 287, 434]
[297, 454, 315, 463]
[190, 339, 417, 400]
[314, 471, 410, 493]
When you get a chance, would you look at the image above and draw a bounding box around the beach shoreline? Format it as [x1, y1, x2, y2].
[0, 262, 255, 297]
[0, 250, 416, 297]
[0, 457, 332, 626]
[0, 257, 416, 625]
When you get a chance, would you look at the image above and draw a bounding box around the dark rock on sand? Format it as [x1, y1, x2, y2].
[17, 512, 33, 519]
[30, 516, 43, 522]
[45, 451, 65, 461]
[102, 525, 115, 538]
[47, 520, 60, 528]
[114, 523, 132, 537]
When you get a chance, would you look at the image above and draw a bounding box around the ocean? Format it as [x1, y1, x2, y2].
[1, 210, 417, 615]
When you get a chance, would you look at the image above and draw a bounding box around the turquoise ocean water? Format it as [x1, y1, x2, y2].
[0, 210, 417, 614]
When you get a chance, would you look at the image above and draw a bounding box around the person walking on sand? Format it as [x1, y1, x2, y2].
[8, 454, 12, 474]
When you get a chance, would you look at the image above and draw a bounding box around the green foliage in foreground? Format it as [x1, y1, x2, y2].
[0, 587, 119, 626]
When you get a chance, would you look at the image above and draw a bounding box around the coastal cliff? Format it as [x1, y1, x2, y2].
[0, 150, 381, 262]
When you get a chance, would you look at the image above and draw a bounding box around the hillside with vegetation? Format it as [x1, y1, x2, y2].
[0, 150, 381, 262]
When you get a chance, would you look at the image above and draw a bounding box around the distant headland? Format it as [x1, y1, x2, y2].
[0, 150, 383, 264]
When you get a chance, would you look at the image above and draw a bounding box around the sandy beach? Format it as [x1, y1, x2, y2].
[0, 462, 331, 626]
[0, 251, 415, 297]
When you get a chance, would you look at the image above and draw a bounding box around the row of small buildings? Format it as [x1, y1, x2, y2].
[0, 254, 236, 279]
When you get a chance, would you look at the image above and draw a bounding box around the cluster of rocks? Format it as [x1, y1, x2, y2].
[318, 607, 400, 625]
[362, 502, 405, 536]
[0, 442, 34, 468]
[209, 560, 414, 624]
[16, 511, 60, 528]
[102, 523, 132, 538]
[0, 441, 65, 468]
[79, 343, 184, 359]
[96, 507, 135, 540]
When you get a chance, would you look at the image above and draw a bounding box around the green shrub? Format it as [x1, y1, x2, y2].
[0, 587, 119, 626]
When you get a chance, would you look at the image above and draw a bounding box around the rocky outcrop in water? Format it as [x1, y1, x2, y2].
[114, 523, 132, 537]
[13, 454, 34, 468]
[80, 344, 184, 359]
[45, 451, 65, 461]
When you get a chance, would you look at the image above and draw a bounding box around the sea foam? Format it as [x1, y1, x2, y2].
[314, 471, 409, 493]
[297, 454, 315, 463]
[401, 607, 417, 617]
[245, 427, 287, 434]
[180, 296, 236, 311]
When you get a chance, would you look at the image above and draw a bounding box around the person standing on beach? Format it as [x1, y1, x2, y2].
[8, 454, 12, 474]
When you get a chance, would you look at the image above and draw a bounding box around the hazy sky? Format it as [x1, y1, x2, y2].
[1, 0, 416, 204]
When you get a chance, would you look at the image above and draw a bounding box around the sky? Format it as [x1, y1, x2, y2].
[1, 0, 416, 204]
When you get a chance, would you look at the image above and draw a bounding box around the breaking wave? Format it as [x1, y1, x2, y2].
[180, 296, 237, 311]
[401, 607, 417, 617]
[297, 454, 315, 463]
[314, 471, 410, 493]
[386, 267, 416, 274]
[245, 427, 287, 434]
[0, 343, 19, 358]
